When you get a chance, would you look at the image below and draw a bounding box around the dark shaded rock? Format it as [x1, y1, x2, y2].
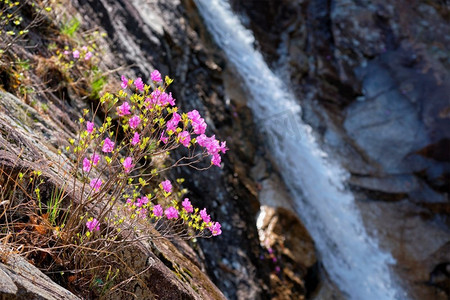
[227, 0, 450, 299]
[257, 206, 318, 300]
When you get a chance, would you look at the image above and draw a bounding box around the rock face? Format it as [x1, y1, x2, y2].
[1, 0, 320, 299]
[0, 250, 80, 300]
[257, 206, 318, 300]
[229, 0, 450, 299]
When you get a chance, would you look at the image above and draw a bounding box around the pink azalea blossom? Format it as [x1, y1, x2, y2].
[166, 92, 175, 106]
[131, 132, 140, 145]
[164, 207, 179, 219]
[196, 134, 226, 166]
[86, 121, 94, 133]
[151, 70, 162, 82]
[85, 51, 93, 60]
[187, 110, 207, 134]
[121, 75, 128, 89]
[209, 222, 222, 236]
[138, 196, 149, 206]
[134, 77, 144, 91]
[200, 208, 211, 223]
[178, 131, 190, 147]
[220, 141, 228, 154]
[83, 157, 91, 172]
[122, 157, 134, 173]
[160, 131, 168, 144]
[153, 204, 163, 217]
[144, 97, 152, 109]
[182, 198, 193, 213]
[139, 208, 148, 219]
[102, 138, 115, 153]
[166, 112, 181, 132]
[158, 92, 176, 106]
[73, 50, 80, 58]
[129, 115, 141, 129]
[91, 153, 100, 166]
[86, 218, 100, 232]
[150, 89, 161, 106]
[159, 92, 169, 106]
[90, 178, 102, 192]
[117, 102, 131, 116]
[211, 154, 221, 166]
[161, 180, 172, 193]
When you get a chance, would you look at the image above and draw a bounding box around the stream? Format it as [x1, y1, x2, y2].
[194, 0, 408, 299]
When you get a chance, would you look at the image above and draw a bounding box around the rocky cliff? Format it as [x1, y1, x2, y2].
[230, 0, 450, 299]
[0, 0, 318, 299]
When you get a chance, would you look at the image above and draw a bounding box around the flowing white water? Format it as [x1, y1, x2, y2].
[195, 0, 407, 299]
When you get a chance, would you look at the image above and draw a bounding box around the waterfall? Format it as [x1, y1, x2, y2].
[194, 0, 407, 299]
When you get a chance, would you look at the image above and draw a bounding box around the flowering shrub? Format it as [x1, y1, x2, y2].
[0, 69, 226, 297]
[64, 70, 227, 242]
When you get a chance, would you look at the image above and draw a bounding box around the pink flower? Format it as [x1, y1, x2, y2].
[90, 178, 102, 192]
[85, 51, 93, 60]
[134, 77, 144, 91]
[81, 46, 88, 51]
[182, 198, 193, 213]
[200, 208, 211, 223]
[178, 131, 190, 147]
[151, 70, 162, 82]
[86, 218, 100, 232]
[153, 204, 163, 217]
[91, 153, 100, 166]
[160, 131, 168, 144]
[121, 75, 128, 89]
[209, 222, 222, 236]
[220, 141, 228, 154]
[86, 121, 94, 133]
[129, 115, 141, 129]
[139, 208, 148, 219]
[138, 196, 149, 206]
[83, 157, 91, 172]
[150, 90, 161, 105]
[102, 138, 115, 153]
[166, 112, 181, 132]
[187, 110, 207, 135]
[131, 132, 140, 145]
[117, 102, 131, 116]
[167, 93, 175, 106]
[161, 180, 172, 193]
[196, 134, 225, 166]
[73, 50, 80, 58]
[164, 207, 179, 219]
[122, 157, 133, 173]
[159, 92, 176, 106]
[63, 50, 70, 55]
[211, 154, 221, 166]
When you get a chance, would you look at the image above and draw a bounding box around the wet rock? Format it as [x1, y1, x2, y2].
[225, 0, 450, 298]
[257, 206, 319, 299]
